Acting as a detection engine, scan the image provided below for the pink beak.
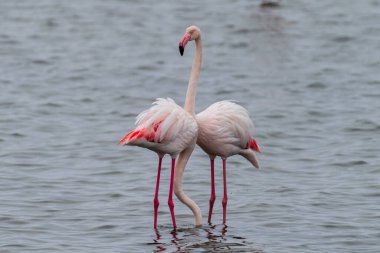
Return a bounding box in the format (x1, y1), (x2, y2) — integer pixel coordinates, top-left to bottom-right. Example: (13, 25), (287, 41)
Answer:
(179, 33), (191, 56)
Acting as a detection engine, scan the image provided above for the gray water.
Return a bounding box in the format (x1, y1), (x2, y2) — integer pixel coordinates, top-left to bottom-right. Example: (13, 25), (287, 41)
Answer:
(1, 0), (380, 252)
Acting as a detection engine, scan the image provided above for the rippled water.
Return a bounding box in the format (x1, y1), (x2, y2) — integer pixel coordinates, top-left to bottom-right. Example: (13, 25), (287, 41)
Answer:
(1, 0), (380, 252)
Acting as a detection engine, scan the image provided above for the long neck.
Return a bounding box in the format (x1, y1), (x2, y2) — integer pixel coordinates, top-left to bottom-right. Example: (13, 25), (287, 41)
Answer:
(172, 36), (203, 227)
(184, 38), (202, 115)
(173, 144), (202, 226)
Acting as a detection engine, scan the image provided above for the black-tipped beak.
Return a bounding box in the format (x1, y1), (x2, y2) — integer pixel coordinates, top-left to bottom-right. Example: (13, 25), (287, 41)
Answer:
(179, 33), (190, 56)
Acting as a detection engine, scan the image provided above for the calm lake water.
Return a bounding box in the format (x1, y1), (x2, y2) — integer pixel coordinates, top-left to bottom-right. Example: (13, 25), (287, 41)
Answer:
(1, 0), (380, 252)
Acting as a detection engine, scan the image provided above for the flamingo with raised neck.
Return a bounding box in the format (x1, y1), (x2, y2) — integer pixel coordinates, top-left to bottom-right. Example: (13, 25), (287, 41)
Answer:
(118, 25), (204, 229)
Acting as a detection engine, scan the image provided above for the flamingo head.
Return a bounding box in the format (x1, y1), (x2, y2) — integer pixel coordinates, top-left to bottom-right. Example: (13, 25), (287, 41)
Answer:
(179, 25), (201, 56)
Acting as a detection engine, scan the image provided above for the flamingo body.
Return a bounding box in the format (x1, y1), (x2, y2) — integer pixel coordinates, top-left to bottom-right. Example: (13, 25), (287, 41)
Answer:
(119, 98), (198, 156)
(196, 101), (260, 167)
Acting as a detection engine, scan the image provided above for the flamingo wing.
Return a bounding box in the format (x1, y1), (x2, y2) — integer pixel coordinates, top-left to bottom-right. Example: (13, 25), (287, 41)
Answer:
(120, 98), (197, 146)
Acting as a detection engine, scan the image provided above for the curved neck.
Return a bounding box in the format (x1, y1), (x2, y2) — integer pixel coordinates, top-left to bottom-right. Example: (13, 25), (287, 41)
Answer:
(184, 38), (202, 115)
(174, 144), (202, 226)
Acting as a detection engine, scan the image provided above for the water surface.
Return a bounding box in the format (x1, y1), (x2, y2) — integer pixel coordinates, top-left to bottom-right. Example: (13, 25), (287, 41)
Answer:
(1, 0), (380, 252)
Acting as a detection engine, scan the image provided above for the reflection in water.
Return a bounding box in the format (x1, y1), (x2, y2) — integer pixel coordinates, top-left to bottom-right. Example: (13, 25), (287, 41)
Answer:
(260, 0), (281, 8)
(152, 229), (165, 252)
(151, 225), (263, 253)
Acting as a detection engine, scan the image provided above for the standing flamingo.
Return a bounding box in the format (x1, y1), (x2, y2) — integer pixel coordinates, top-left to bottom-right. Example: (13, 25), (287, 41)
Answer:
(119, 26), (203, 229)
(180, 32), (262, 225)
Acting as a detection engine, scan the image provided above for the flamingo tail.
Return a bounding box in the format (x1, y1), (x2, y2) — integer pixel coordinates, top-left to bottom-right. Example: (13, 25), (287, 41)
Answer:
(239, 149), (260, 169)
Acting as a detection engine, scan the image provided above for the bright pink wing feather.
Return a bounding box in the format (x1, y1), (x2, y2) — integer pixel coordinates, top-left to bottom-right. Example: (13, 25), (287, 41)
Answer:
(119, 129), (145, 144)
(118, 125), (161, 145)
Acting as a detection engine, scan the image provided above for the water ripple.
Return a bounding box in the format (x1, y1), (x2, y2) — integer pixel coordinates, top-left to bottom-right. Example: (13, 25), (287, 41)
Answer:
(1, 1), (380, 253)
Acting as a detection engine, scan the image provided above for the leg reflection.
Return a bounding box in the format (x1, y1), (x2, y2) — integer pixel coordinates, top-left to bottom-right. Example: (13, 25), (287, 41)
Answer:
(153, 228), (166, 253)
(170, 229), (183, 252)
(221, 224), (228, 240)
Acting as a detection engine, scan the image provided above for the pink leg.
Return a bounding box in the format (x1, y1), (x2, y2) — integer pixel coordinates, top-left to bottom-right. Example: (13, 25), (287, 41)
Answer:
(153, 157), (163, 228)
(168, 158), (177, 229)
(222, 159), (228, 225)
(208, 159), (216, 224)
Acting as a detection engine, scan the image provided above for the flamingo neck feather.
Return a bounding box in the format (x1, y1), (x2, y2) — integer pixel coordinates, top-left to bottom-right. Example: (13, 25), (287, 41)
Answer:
(184, 38), (202, 115)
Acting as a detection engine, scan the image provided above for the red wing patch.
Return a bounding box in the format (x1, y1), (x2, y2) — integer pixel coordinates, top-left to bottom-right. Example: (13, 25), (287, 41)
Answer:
(119, 129), (144, 144)
(119, 120), (164, 145)
(248, 138), (261, 153)
(118, 129), (145, 144)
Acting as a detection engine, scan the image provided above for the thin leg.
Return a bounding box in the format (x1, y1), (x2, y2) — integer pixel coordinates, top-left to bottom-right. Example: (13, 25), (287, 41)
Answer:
(208, 159), (216, 224)
(168, 158), (177, 228)
(222, 158), (228, 225)
(153, 157), (163, 228)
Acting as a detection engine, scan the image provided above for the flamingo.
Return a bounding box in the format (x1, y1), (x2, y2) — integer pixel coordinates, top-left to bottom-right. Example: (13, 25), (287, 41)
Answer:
(180, 31), (262, 226)
(119, 26), (203, 229)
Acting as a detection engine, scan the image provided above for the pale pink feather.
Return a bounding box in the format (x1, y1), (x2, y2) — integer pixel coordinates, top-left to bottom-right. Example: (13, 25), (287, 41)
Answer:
(119, 98), (198, 156)
(196, 100), (260, 167)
